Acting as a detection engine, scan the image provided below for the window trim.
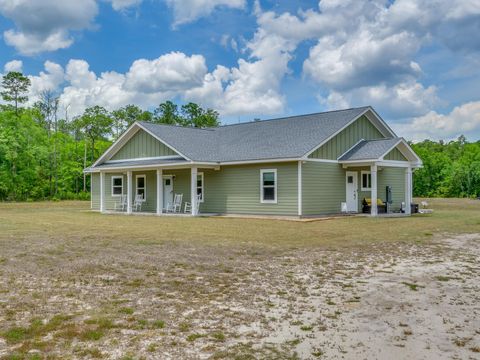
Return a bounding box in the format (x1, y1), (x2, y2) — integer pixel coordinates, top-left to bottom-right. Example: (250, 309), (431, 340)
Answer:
(111, 175), (123, 197)
(197, 172), (204, 203)
(361, 170), (372, 191)
(260, 169), (277, 204)
(136, 174), (146, 201)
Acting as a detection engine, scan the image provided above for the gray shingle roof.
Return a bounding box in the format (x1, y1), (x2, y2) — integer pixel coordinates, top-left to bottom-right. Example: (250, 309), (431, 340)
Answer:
(138, 106), (375, 162)
(88, 157), (187, 171)
(338, 138), (401, 161)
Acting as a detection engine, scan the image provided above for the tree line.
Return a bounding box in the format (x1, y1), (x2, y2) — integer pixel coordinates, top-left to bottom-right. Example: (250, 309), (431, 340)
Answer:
(0, 71), (479, 201)
(0, 71), (219, 201)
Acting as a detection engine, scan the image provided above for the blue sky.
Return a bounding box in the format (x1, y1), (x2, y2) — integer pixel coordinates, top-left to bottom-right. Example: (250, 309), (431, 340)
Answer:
(0, 0), (479, 141)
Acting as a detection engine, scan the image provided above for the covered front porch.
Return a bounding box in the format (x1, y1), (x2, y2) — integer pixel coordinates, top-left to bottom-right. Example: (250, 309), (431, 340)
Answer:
(94, 163), (214, 216)
(342, 162), (414, 216)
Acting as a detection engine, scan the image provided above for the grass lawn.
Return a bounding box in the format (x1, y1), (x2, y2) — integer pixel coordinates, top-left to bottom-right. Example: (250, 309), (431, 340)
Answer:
(0, 198), (479, 359)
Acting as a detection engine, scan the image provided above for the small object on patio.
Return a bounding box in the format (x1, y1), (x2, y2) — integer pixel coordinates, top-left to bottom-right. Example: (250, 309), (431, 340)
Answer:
(114, 194), (127, 211)
(418, 200), (433, 214)
(133, 194), (144, 212)
(341, 202), (348, 213)
(184, 193), (202, 214)
(362, 198), (387, 213)
(166, 193), (183, 213)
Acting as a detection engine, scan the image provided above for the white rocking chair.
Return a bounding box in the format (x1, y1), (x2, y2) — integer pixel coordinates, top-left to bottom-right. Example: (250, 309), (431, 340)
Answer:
(133, 194), (144, 212)
(166, 193), (183, 213)
(114, 194), (127, 211)
(184, 193), (202, 214)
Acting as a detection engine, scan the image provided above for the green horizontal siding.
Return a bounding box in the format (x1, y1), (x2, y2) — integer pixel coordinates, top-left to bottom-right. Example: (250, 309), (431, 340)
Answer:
(378, 167), (406, 211)
(350, 166), (406, 211)
(201, 162), (298, 215)
(91, 173), (100, 210)
(132, 170), (157, 212)
(302, 161), (346, 215)
(111, 129), (177, 160)
(384, 147), (408, 161)
(163, 169), (191, 212)
(91, 171), (157, 212)
(104, 173), (126, 211)
(309, 115), (384, 160)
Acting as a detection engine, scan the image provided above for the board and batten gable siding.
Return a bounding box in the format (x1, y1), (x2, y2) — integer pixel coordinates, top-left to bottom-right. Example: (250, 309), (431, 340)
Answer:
(308, 115), (385, 160)
(302, 161), (346, 215)
(384, 147), (408, 161)
(111, 129), (178, 160)
(200, 162), (298, 215)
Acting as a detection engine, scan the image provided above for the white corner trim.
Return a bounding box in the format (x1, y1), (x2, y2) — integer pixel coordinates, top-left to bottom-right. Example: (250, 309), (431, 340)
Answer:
(260, 168), (277, 204)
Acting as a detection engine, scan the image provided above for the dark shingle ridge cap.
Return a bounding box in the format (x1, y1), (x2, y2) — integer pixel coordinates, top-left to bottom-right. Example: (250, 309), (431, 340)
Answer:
(137, 106), (372, 131)
(217, 106), (372, 128)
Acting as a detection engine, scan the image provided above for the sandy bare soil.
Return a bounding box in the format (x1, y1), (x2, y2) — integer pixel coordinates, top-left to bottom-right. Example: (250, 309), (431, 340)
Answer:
(1, 221), (479, 359)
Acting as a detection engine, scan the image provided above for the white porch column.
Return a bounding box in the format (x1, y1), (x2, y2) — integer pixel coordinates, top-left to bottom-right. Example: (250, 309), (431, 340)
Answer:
(100, 172), (105, 213)
(370, 164), (378, 216)
(127, 171), (132, 214)
(405, 166), (412, 215)
(190, 167), (198, 216)
(156, 169), (163, 215)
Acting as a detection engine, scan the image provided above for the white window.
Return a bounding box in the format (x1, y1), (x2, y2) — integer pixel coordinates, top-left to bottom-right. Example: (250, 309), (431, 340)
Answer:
(361, 171), (372, 191)
(111, 176), (123, 196)
(260, 169), (277, 203)
(136, 175), (146, 201)
(197, 172), (204, 202)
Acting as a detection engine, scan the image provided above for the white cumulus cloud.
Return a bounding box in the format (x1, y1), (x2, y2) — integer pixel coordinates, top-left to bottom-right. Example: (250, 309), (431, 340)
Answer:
(394, 101), (480, 141)
(0, 0), (98, 55)
(165, 0), (246, 26)
(3, 59), (22, 72)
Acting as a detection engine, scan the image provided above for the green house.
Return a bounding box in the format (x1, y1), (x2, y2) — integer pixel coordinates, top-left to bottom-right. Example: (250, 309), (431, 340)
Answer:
(85, 106), (422, 217)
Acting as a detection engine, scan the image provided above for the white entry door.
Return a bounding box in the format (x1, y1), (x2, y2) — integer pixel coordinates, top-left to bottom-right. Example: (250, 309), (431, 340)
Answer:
(345, 171), (358, 212)
(163, 176), (173, 209)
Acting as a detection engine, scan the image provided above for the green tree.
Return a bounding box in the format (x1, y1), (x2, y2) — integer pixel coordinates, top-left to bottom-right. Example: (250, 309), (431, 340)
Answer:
(77, 106), (113, 163)
(111, 105), (152, 139)
(153, 101), (180, 125)
(1, 71), (31, 115)
(180, 102), (219, 128)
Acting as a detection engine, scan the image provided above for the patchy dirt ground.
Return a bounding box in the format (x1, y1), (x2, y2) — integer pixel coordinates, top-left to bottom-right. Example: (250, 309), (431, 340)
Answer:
(0, 201), (479, 359)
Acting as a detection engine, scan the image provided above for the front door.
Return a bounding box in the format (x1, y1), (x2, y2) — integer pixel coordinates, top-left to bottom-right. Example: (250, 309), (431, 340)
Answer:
(345, 171), (358, 212)
(163, 176), (173, 209)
